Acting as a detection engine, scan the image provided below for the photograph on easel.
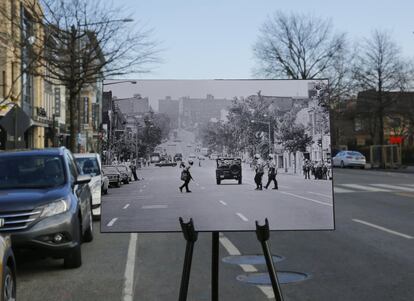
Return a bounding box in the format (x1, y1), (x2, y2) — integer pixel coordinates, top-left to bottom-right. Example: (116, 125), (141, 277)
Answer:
(100, 79), (334, 232)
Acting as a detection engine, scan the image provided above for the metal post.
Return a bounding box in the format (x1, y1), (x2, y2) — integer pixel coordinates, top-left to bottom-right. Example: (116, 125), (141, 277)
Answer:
(255, 219), (284, 301)
(212, 231), (219, 301)
(178, 218), (198, 301)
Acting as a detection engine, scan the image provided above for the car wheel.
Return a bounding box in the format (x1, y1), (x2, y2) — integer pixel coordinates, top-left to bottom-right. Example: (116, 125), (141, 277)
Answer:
(64, 220), (82, 269)
(2, 265), (16, 301)
(216, 179), (221, 185)
(83, 203), (94, 242)
(340, 161), (345, 168)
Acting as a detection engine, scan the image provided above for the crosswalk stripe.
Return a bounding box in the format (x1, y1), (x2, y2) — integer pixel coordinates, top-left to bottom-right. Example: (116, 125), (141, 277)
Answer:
(371, 184), (414, 192)
(340, 184), (390, 192)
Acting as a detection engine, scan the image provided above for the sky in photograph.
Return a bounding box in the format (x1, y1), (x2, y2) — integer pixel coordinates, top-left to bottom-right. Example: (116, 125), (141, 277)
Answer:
(111, 0), (413, 80)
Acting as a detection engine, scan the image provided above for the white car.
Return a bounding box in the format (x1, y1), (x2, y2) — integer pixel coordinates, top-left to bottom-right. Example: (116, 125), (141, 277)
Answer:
(332, 151), (366, 169)
(74, 153), (103, 218)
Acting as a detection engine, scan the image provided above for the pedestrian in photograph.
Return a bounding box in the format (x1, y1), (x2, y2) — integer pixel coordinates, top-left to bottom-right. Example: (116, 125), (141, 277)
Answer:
(131, 163), (138, 181)
(179, 160), (194, 193)
(265, 154), (278, 189)
(303, 159), (311, 179)
(253, 154), (264, 190)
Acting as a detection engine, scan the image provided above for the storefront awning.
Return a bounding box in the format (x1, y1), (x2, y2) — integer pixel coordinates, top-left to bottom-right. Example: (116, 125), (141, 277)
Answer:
(0, 102), (31, 135)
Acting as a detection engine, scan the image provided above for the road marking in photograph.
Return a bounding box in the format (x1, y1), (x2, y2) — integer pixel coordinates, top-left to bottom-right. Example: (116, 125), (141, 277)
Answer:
(308, 191), (331, 198)
(219, 200), (228, 206)
(123, 204), (130, 210)
(352, 219), (413, 239)
(395, 192), (414, 198)
(236, 213), (249, 222)
(280, 191), (333, 207)
(142, 205), (168, 209)
(106, 218), (118, 227)
(122, 233), (138, 301)
(371, 184), (414, 192)
(341, 184), (389, 192)
(219, 235), (273, 299)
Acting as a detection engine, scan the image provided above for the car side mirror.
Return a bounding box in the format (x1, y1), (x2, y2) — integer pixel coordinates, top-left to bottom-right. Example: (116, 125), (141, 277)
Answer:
(75, 174), (91, 185)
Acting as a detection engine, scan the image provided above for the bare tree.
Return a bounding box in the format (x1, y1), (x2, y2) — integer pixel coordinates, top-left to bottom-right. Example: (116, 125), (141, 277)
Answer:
(253, 12), (348, 87)
(0, 0), (160, 151)
(352, 30), (413, 146)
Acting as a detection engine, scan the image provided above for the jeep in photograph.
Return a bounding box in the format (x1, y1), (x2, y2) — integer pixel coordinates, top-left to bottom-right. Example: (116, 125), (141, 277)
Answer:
(215, 157), (242, 184)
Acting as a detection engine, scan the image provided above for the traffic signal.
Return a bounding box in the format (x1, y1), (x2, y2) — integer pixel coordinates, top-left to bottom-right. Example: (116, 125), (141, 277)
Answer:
(317, 139), (322, 147)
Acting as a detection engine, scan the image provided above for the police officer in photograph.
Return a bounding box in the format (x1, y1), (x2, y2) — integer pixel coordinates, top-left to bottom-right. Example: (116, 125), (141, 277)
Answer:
(265, 154), (278, 189)
(254, 154), (265, 190)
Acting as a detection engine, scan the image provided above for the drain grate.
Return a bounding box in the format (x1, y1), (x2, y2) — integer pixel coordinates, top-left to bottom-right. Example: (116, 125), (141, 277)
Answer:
(222, 255), (285, 265)
(237, 272), (310, 285)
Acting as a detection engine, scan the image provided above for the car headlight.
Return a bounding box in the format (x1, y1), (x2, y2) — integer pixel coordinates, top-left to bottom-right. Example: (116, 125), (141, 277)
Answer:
(38, 199), (70, 218)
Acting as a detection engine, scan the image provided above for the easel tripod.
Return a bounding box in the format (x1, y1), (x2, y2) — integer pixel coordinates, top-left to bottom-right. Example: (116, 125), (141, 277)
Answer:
(178, 217), (284, 301)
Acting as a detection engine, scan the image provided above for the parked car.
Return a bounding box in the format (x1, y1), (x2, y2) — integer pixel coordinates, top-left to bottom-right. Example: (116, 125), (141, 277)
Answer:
(155, 160), (177, 167)
(74, 153), (103, 218)
(115, 165), (131, 184)
(0, 233), (16, 301)
(0, 148), (93, 269)
(332, 150), (366, 169)
(216, 157), (242, 184)
(102, 166), (121, 188)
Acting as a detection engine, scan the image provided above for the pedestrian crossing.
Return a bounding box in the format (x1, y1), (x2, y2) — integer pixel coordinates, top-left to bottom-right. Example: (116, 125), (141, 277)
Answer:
(334, 183), (414, 194)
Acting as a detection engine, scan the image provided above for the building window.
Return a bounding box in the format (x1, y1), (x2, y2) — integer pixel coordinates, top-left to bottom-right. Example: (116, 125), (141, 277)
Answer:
(21, 7), (34, 116)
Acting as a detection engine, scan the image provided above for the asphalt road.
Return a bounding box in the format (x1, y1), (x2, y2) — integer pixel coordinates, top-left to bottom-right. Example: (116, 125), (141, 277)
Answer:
(16, 167), (414, 301)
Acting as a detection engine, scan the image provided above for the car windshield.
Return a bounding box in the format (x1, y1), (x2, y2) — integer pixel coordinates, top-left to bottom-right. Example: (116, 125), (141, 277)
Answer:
(0, 155), (66, 189)
(75, 157), (101, 176)
(103, 167), (118, 174)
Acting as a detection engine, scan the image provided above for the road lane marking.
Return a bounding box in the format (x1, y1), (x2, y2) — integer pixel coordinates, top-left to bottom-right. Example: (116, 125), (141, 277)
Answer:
(333, 187), (354, 193)
(107, 218), (118, 227)
(371, 184), (414, 192)
(219, 200), (227, 206)
(219, 235), (273, 299)
(122, 233), (138, 301)
(308, 191), (331, 198)
(341, 184), (389, 192)
(352, 219), (413, 239)
(123, 204), (130, 209)
(236, 213), (249, 222)
(395, 192), (414, 198)
(142, 205), (168, 209)
(279, 191), (333, 207)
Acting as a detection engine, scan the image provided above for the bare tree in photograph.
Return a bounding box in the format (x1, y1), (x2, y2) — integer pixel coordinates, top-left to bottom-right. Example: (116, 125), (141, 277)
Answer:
(0, 0), (160, 151)
(352, 30), (413, 146)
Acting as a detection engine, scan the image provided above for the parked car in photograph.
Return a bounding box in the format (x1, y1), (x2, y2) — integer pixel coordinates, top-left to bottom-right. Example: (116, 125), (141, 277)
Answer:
(0, 148), (93, 269)
(102, 166), (121, 188)
(74, 153), (103, 218)
(0, 233), (16, 301)
(332, 150), (366, 169)
(155, 160), (177, 167)
(115, 165), (131, 184)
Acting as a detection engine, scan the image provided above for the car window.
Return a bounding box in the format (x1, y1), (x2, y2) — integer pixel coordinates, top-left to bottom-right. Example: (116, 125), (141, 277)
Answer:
(75, 157), (101, 176)
(0, 155), (66, 189)
(66, 153), (78, 183)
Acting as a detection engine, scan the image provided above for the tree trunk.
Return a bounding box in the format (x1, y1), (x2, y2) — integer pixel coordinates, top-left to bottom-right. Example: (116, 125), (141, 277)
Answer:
(69, 90), (77, 152)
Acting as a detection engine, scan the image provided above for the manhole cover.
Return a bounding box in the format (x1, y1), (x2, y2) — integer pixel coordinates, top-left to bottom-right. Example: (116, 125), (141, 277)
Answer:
(222, 255), (285, 265)
(237, 272), (310, 285)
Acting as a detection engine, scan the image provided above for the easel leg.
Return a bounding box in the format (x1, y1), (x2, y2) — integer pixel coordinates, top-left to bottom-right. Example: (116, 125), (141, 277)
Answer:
(255, 219), (284, 301)
(178, 218), (198, 301)
(212, 231), (219, 301)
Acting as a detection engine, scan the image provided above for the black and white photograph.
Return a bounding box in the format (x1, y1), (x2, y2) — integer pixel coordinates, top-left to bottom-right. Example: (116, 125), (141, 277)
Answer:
(101, 79), (333, 232)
